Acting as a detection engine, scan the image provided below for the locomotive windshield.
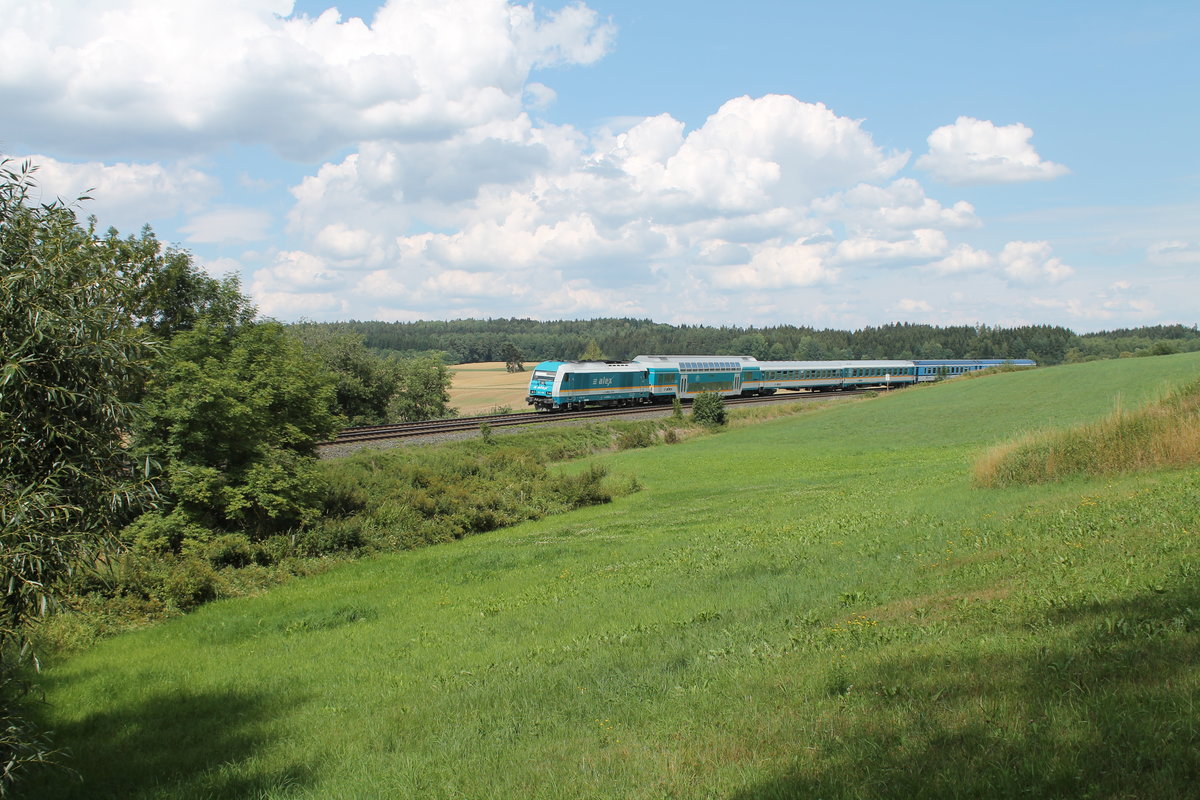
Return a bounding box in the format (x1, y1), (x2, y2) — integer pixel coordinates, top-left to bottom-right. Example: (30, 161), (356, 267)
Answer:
(533, 371), (556, 381)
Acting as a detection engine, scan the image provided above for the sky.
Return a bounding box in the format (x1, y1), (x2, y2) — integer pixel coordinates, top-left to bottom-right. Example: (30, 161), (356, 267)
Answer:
(4, 0), (1198, 332)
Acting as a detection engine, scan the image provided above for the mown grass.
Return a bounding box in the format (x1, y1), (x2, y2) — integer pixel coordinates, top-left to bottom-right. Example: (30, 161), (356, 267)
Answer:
(24, 352), (1200, 799)
(975, 374), (1200, 486)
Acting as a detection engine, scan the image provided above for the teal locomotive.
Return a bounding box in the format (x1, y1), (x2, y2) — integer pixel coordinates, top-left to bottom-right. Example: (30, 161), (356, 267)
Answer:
(526, 356), (1034, 411)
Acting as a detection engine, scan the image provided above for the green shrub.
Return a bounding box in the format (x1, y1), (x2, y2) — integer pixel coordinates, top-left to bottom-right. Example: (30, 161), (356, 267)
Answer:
(320, 473), (370, 517)
(123, 509), (212, 555)
(158, 558), (219, 610)
(553, 464), (612, 507)
(203, 534), (258, 569)
(691, 392), (727, 426)
(294, 519), (370, 557)
(616, 425), (654, 449)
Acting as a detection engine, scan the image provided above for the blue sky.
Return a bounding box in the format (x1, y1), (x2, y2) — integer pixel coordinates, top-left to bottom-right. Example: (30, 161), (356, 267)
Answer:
(4, 0), (1197, 331)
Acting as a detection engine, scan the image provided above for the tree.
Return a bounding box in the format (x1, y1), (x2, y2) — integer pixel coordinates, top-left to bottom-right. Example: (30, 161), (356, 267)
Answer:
(580, 339), (605, 361)
(691, 392), (727, 426)
(1, 159), (156, 791)
(131, 321), (342, 546)
(1150, 341), (1179, 356)
(103, 227), (253, 340)
(391, 357), (455, 422)
(500, 341), (526, 373)
(289, 324), (402, 425)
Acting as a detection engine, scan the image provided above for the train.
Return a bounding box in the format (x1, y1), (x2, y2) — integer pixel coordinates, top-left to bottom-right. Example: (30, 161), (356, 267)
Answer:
(525, 356), (1035, 411)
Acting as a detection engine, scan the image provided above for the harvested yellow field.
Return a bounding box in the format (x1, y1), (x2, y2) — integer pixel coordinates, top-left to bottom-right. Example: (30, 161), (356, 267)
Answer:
(449, 362), (537, 415)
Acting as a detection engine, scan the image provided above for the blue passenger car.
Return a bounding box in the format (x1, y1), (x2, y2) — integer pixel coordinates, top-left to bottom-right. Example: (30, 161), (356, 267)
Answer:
(913, 359), (1036, 382)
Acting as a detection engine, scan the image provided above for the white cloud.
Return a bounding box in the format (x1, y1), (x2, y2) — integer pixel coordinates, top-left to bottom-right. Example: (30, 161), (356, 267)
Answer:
(1147, 240), (1200, 266)
(1, 0), (615, 160)
(312, 223), (388, 266)
(251, 249), (348, 297)
(895, 298), (933, 313)
(831, 229), (949, 268)
(922, 240), (1075, 286)
(277, 94), (907, 304)
(238, 91), (931, 320)
(523, 82), (557, 109)
(925, 243), (994, 275)
(999, 241), (1074, 284)
(812, 178), (979, 234)
(14, 154), (218, 232)
(1028, 288), (1157, 322)
(916, 117), (1069, 184)
(181, 208), (273, 243)
(195, 256), (245, 280)
(644, 95), (909, 214)
(710, 241), (837, 290)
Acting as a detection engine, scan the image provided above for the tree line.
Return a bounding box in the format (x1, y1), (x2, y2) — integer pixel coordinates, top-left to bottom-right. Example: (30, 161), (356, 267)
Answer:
(310, 318), (1200, 367)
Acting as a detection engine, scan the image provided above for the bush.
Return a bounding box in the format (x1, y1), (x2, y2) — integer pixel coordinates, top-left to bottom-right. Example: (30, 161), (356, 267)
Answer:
(553, 464), (612, 507)
(293, 518), (371, 557)
(158, 558), (219, 610)
(320, 473), (370, 517)
(203, 534), (258, 569)
(616, 425), (654, 450)
(691, 392), (727, 426)
(123, 509), (213, 555)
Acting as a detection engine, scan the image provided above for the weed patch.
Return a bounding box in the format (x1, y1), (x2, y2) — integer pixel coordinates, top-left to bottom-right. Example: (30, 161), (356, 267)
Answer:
(975, 377), (1200, 486)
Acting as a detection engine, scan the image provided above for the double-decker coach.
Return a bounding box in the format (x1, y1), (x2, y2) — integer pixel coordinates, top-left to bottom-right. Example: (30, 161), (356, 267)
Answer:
(633, 355), (757, 400)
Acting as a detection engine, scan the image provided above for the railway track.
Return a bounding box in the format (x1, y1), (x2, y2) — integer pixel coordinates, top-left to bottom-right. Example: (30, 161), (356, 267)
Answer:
(321, 388), (876, 446)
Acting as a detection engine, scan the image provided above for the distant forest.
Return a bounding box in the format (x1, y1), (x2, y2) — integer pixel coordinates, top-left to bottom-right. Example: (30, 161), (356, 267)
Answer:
(297, 319), (1200, 366)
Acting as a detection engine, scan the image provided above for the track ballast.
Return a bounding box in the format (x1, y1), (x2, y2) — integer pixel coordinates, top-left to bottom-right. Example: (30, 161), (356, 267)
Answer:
(321, 388), (876, 448)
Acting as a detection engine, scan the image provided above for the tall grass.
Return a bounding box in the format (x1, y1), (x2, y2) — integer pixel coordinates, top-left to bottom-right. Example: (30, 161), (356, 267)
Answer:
(975, 377), (1200, 486)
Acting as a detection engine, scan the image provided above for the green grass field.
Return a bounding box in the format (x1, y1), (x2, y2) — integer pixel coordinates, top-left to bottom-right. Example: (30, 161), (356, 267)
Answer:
(28, 353), (1200, 799)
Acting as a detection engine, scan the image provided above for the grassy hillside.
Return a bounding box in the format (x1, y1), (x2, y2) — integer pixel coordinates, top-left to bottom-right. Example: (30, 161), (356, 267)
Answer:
(28, 353), (1200, 799)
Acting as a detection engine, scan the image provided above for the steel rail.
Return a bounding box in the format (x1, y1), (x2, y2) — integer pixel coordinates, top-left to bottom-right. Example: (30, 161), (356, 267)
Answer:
(321, 387), (881, 446)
